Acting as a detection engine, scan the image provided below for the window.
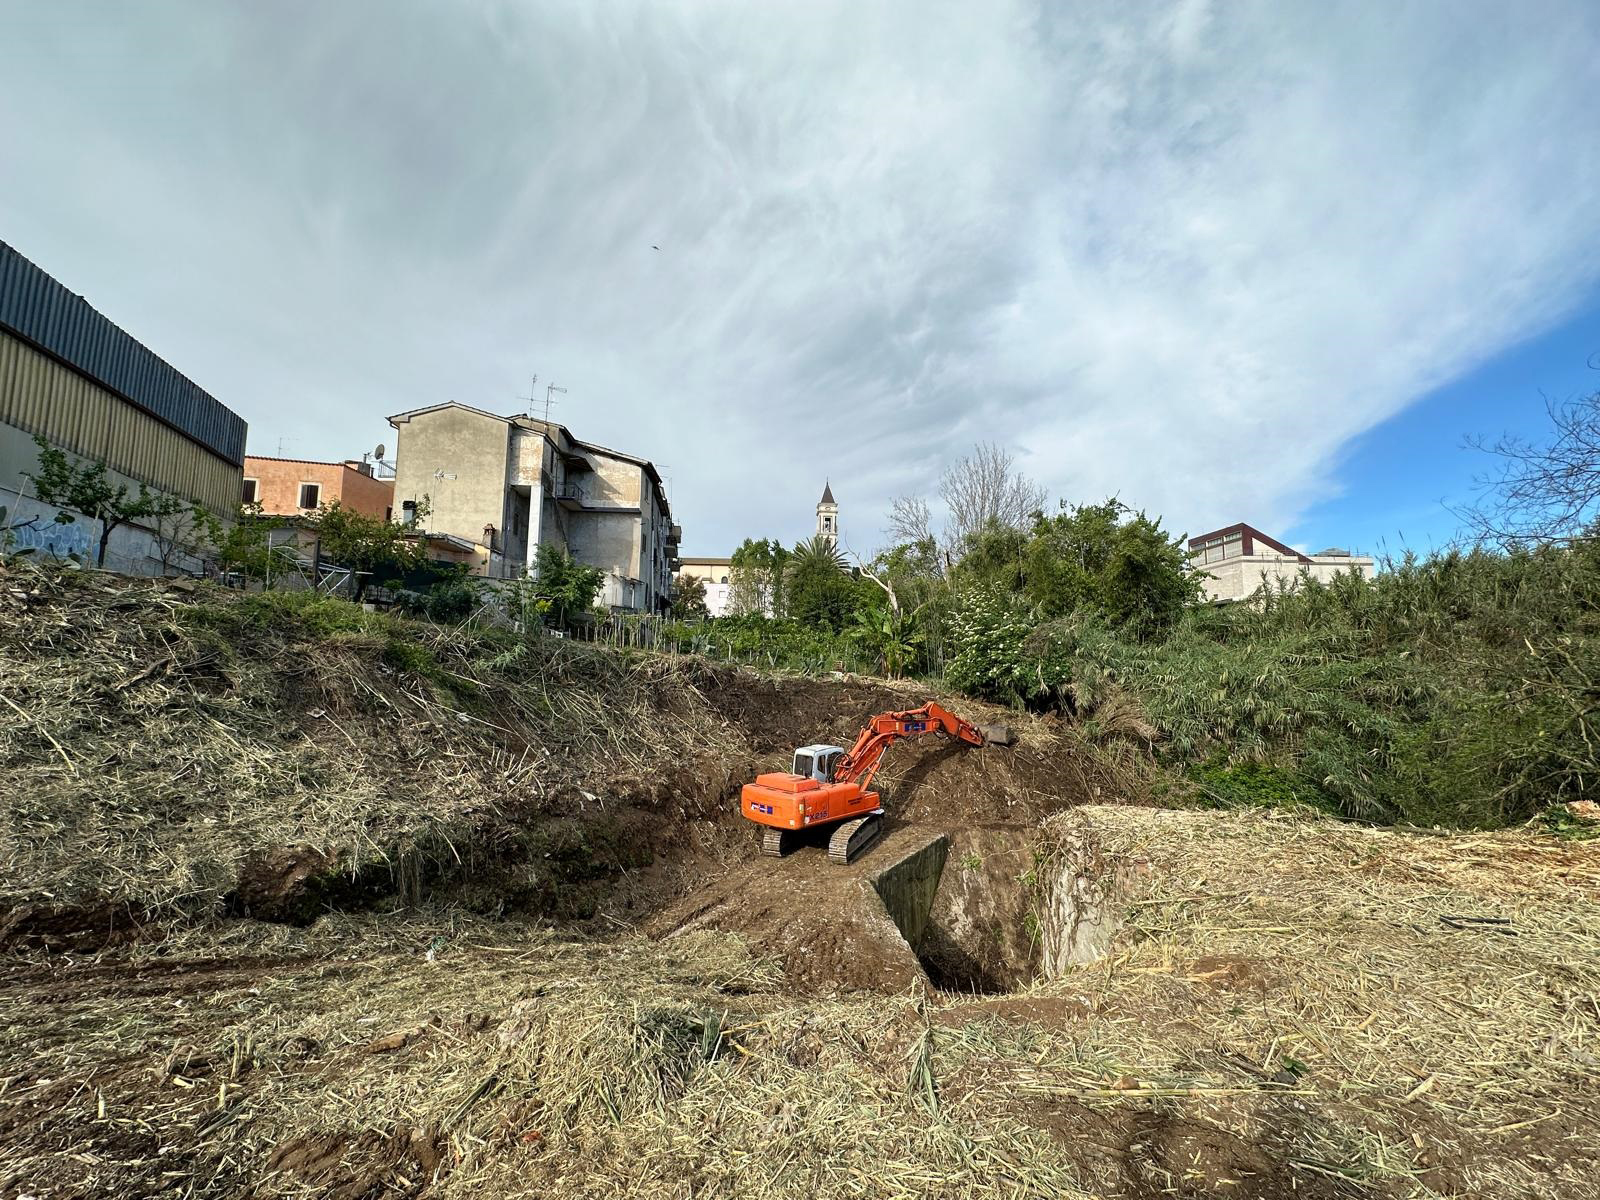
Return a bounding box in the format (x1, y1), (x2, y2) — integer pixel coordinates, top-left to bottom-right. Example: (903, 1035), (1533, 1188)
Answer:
(297, 482), (322, 510)
(720, 574), (729, 585)
(241, 478), (259, 504)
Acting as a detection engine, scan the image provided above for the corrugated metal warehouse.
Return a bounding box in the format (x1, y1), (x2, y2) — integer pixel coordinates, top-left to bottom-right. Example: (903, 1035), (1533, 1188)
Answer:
(0, 240), (248, 566)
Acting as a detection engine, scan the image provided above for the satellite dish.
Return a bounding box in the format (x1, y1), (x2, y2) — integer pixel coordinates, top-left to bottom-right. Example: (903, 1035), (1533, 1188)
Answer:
(374, 443), (386, 461)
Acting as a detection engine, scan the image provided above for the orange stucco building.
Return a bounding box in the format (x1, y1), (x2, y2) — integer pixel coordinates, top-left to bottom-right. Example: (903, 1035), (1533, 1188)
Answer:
(241, 456), (394, 520)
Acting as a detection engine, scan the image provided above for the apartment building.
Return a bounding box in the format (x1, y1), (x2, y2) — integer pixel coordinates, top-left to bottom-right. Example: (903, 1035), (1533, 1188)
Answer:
(386, 402), (678, 612)
(1190, 522), (1375, 602)
(242, 455), (394, 520)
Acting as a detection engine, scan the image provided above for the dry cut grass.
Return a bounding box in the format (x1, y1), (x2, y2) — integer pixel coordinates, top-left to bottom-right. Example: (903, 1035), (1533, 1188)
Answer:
(0, 565), (744, 920)
(4, 808), (1596, 1199)
(932, 806), (1600, 1198)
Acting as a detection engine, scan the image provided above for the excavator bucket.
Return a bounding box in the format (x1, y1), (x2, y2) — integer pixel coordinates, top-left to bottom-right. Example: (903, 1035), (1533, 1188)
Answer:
(978, 724), (1014, 746)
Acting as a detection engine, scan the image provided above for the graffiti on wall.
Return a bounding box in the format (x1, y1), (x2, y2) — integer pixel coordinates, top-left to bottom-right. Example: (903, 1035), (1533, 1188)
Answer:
(2, 493), (98, 562)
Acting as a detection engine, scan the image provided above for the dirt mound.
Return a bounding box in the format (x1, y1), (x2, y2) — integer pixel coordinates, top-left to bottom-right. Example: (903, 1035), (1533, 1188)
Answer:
(648, 824), (940, 994)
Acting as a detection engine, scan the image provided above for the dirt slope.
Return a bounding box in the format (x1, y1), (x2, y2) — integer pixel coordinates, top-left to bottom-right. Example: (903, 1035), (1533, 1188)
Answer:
(9, 566), (1598, 1198)
(0, 565), (1107, 949)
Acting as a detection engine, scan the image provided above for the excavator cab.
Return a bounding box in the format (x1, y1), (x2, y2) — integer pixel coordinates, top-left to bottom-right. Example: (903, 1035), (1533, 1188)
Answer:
(791, 744), (845, 784)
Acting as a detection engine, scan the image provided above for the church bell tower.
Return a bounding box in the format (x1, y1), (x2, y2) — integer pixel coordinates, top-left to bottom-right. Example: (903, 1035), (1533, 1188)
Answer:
(816, 481), (838, 548)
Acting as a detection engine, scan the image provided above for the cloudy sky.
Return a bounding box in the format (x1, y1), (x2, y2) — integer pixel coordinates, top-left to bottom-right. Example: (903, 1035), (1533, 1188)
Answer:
(3, 1), (1599, 556)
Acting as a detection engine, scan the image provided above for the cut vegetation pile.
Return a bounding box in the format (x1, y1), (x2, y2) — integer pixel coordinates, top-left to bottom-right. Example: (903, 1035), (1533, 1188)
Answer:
(5, 807), (1596, 1199)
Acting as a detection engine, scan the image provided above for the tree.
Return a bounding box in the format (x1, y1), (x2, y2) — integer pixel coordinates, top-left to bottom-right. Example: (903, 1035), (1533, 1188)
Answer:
(861, 536), (951, 671)
(309, 501), (430, 595)
(207, 504), (298, 580)
(885, 494), (934, 546)
(149, 503), (215, 574)
(951, 520), (1030, 594)
(1462, 383), (1600, 545)
(938, 442), (1047, 552)
(786, 534), (859, 631)
(950, 499), (1199, 639)
(670, 572), (709, 620)
(728, 537), (790, 616)
(25, 435), (192, 568)
(532, 543), (604, 630)
(887, 442), (1046, 570)
(848, 600), (923, 678)
(1022, 500), (1200, 638)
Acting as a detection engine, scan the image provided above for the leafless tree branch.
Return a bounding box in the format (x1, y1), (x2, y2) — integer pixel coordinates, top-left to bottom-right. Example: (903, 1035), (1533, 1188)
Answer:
(884, 494), (933, 546)
(1459, 386), (1600, 546)
(937, 441), (1047, 550)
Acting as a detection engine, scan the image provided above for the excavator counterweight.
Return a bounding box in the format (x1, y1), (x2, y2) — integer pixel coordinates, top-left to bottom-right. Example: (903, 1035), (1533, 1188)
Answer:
(740, 702), (988, 864)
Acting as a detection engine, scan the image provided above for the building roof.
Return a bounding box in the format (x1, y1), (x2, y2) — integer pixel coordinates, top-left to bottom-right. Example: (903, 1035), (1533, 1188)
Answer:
(1189, 522), (1311, 564)
(679, 556), (733, 566)
(819, 481), (835, 505)
(244, 455), (378, 471)
(0, 239), (247, 465)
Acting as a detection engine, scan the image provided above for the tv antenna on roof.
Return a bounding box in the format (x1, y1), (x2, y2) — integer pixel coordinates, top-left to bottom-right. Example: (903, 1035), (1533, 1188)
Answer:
(518, 374), (539, 416)
(543, 382), (566, 424)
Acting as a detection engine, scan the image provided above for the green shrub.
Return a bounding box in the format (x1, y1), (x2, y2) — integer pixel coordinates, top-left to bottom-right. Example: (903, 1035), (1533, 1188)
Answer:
(978, 543), (1599, 829)
(1189, 761), (1339, 815)
(945, 587), (1033, 704)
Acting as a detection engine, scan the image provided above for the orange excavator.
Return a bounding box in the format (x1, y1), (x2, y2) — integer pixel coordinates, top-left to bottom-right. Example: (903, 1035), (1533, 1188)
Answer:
(740, 702), (989, 864)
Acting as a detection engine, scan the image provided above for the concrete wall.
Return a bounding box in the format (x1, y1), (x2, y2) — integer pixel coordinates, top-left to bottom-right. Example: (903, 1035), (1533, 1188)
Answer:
(337, 462), (396, 520)
(0, 419), (208, 575)
(391, 406), (511, 576)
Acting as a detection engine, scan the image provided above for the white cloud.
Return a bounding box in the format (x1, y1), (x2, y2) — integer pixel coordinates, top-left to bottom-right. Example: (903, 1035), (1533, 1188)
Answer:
(1, 0), (1597, 553)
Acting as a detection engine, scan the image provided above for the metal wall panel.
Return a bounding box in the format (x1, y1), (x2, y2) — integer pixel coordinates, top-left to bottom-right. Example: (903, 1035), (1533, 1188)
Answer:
(0, 331), (241, 514)
(0, 240), (247, 464)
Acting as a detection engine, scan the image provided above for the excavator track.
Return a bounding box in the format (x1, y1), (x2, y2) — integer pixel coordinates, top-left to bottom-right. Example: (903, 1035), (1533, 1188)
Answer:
(761, 828), (800, 857)
(827, 814), (884, 865)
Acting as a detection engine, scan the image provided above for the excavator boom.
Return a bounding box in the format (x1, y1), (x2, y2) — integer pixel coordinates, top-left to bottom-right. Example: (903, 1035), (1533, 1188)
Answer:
(833, 702), (986, 791)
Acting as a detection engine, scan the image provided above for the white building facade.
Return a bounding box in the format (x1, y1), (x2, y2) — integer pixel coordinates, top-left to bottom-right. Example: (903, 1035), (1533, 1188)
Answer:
(387, 403), (679, 612)
(676, 557), (733, 617)
(1190, 523), (1375, 603)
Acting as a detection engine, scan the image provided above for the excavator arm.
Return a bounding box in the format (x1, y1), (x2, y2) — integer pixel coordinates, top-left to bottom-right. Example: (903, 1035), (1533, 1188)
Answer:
(832, 702), (987, 792)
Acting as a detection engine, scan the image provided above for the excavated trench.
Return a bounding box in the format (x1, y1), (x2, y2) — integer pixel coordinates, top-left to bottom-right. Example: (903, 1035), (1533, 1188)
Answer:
(894, 818), (1130, 996)
(685, 814), (1134, 998)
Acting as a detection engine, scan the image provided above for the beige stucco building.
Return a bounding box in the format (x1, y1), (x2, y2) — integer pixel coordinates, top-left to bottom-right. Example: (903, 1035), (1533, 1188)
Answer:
(387, 402), (678, 612)
(676, 556), (733, 617)
(1190, 523), (1375, 603)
